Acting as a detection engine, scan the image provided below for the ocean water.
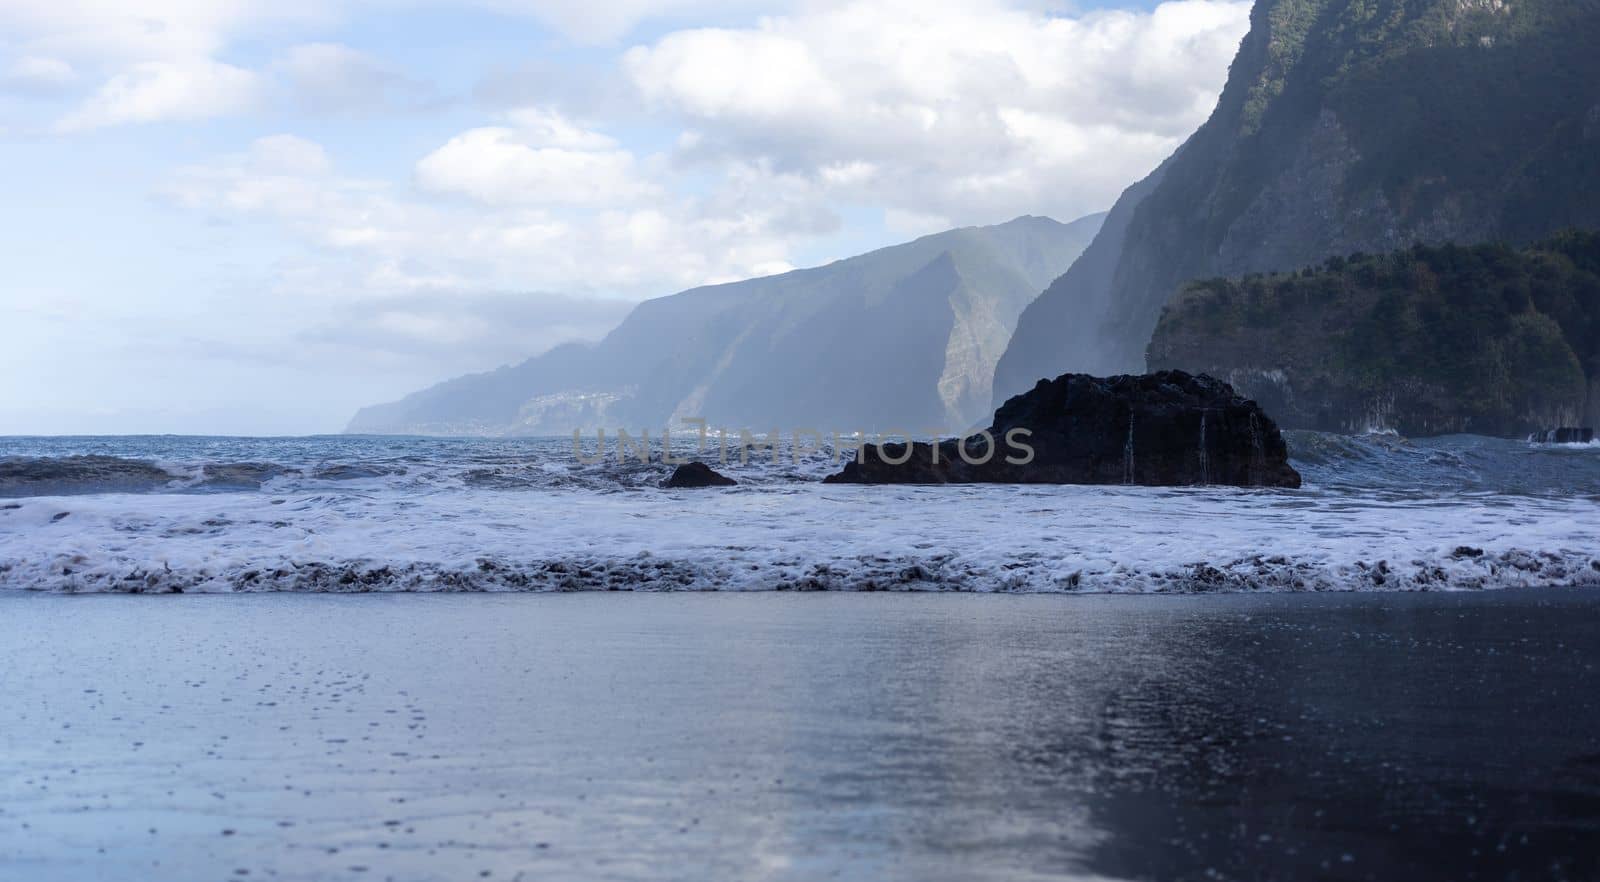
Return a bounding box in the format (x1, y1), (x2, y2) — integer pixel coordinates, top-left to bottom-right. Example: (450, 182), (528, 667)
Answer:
(1, 432), (1597, 593)
(4, 438), (1599, 881)
(2, 591), (1598, 881)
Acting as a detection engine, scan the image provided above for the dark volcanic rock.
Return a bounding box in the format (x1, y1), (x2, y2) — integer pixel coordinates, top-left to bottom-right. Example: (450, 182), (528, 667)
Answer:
(664, 462), (737, 488)
(825, 370), (1301, 488)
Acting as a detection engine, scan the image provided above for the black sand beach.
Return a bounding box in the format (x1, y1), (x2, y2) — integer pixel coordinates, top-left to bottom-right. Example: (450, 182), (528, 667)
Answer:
(3, 591), (1598, 881)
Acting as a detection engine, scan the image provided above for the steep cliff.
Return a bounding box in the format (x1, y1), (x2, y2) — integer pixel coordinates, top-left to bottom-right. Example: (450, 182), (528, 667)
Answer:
(348, 213), (1104, 435)
(995, 0), (1600, 406)
(1148, 233), (1600, 436)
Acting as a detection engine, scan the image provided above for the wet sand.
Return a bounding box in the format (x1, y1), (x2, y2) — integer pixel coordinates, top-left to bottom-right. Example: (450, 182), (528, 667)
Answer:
(2, 590), (1598, 881)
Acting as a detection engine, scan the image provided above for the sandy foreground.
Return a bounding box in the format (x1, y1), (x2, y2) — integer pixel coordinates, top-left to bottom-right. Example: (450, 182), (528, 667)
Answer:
(2, 591), (1599, 881)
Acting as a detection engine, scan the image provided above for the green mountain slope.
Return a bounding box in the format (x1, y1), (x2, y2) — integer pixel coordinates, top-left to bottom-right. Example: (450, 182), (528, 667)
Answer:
(994, 0), (1600, 406)
(1148, 232), (1600, 436)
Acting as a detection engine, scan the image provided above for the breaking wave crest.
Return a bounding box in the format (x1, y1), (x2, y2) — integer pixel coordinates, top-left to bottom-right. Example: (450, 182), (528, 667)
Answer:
(10, 547), (1598, 595)
(1, 433), (1596, 595)
(1286, 431), (1600, 496)
(0, 455), (183, 497)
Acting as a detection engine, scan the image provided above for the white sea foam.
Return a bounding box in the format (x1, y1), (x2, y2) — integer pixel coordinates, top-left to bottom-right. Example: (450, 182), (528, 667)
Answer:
(3, 481), (1596, 594)
(2, 433), (1596, 594)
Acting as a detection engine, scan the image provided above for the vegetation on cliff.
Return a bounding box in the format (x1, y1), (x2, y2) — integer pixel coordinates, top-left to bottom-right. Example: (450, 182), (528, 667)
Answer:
(994, 0), (1600, 405)
(1148, 232), (1600, 436)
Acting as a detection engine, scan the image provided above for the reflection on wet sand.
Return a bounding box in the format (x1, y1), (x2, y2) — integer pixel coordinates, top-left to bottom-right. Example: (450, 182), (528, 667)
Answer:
(0, 591), (1597, 880)
(1062, 595), (1600, 881)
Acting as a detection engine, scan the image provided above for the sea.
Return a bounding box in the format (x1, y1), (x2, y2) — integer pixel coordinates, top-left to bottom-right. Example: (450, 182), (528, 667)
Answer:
(0, 432), (1596, 594)
(2, 433), (1600, 880)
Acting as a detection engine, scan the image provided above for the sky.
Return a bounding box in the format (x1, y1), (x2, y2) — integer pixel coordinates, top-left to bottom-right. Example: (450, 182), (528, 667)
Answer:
(0, 0), (1251, 435)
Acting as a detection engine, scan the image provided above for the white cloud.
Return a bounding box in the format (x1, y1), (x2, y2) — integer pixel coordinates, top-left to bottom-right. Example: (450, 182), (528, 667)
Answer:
(0, 0), (775, 70)
(54, 57), (263, 131)
(629, 28), (835, 119)
(166, 134), (419, 260)
(276, 42), (427, 113)
(415, 111), (655, 206)
(166, 131), (813, 299)
(625, 0), (1251, 224)
(0, 0), (315, 131)
(501, 106), (621, 150)
(470, 0), (786, 44)
(2, 0), (768, 137)
(0, 0), (335, 64)
(1, 55), (76, 95)
(248, 133), (332, 176)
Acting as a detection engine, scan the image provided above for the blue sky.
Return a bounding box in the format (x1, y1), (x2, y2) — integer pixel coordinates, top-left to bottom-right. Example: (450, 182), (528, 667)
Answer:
(0, 0), (1250, 434)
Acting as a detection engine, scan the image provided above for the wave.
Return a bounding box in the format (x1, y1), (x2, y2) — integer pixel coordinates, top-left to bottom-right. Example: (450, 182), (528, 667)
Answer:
(1530, 438), (1600, 450)
(2, 431), (1597, 499)
(1286, 431), (1600, 496)
(2, 434), (1594, 596)
(6, 546), (1596, 595)
(3, 480), (1595, 594)
(0, 455), (386, 497)
(0, 455), (182, 497)
(0, 439), (842, 497)
(6, 544), (1593, 592)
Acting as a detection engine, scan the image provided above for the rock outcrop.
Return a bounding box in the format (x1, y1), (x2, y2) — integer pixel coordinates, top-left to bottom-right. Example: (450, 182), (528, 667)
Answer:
(664, 462), (737, 488)
(825, 370), (1301, 487)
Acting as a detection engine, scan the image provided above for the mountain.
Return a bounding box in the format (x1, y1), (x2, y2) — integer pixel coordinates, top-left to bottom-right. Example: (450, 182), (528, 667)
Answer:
(1148, 233), (1600, 436)
(347, 214), (1105, 436)
(994, 0), (1600, 406)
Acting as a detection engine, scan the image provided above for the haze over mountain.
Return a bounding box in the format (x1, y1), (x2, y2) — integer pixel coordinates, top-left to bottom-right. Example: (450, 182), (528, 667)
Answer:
(348, 214), (1104, 436)
(994, 0), (1600, 408)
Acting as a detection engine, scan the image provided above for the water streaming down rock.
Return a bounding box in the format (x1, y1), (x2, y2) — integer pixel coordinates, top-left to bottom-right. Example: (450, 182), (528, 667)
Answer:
(1199, 410), (1210, 485)
(1530, 428), (1595, 445)
(1249, 412), (1266, 483)
(1123, 414), (1136, 485)
(826, 371), (1301, 487)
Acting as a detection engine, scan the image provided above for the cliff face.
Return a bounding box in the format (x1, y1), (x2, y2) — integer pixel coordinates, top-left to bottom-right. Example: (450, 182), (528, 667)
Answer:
(1587, 376), (1600, 428)
(995, 0), (1600, 406)
(348, 213), (1104, 436)
(991, 157), (1174, 392)
(1148, 234), (1600, 437)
